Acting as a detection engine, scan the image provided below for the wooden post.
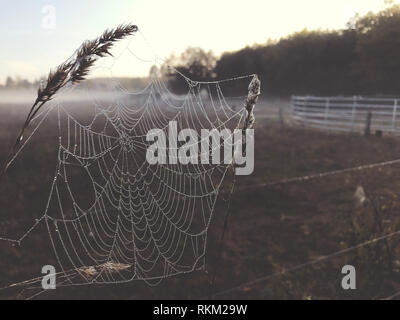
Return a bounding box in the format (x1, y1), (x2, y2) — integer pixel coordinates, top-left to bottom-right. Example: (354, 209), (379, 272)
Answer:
(392, 99), (398, 132)
(364, 111), (372, 137)
(279, 106), (284, 126)
(324, 98), (330, 128)
(290, 96), (294, 117)
(351, 96), (357, 131)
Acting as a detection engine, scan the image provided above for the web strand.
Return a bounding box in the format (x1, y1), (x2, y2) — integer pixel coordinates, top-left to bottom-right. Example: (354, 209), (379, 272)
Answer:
(0, 39), (255, 291)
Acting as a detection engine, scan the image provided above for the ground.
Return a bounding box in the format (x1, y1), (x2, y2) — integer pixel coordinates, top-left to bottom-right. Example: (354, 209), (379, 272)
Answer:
(1, 98), (400, 299)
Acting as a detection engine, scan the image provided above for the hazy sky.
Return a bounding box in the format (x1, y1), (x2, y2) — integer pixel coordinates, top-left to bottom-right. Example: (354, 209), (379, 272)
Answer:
(0, 0), (395, 83)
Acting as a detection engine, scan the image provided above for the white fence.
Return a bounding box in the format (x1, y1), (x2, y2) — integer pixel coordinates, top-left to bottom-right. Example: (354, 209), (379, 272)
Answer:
(291, 95), (400, 134)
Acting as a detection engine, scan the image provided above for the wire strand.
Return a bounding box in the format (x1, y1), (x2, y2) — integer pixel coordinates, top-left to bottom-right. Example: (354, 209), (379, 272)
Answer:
(212, 229), (400, 298)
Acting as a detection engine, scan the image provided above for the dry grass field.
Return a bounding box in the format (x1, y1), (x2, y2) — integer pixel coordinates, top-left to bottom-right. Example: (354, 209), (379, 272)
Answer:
(1, 95), (400, 300)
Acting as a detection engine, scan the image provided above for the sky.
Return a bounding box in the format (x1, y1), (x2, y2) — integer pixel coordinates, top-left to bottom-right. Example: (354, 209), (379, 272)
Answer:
(0, 0), (396, 84)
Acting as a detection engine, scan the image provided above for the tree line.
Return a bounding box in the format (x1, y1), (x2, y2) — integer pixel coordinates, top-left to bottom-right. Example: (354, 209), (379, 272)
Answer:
(0, 76), (38, 90)
(162, 4), (400, 97)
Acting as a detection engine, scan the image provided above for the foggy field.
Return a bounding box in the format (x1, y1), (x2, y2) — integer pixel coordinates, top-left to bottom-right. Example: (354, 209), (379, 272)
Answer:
(1, 96), (400, 300)
(4, 0), (400, 306)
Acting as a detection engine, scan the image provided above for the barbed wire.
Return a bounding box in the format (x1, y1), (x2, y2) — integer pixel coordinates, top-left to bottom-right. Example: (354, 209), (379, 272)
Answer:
(213, 156), (400, 298)
(381, 289), (400, 300)
(236, 157), (400, 191)
(212, 229), (400, 298)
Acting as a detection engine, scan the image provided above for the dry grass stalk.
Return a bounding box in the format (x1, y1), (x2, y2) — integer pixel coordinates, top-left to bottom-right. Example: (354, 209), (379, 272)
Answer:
(1, 261), (131, 293)
(241, 75), (261, 149)
(243, 74), (261, 131)
(78, 262), (131, 280)
(2, 23), (138, 176)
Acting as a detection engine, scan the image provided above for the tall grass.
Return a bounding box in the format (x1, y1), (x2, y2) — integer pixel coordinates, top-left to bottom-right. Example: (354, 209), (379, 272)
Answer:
(1, 23), (138, 177)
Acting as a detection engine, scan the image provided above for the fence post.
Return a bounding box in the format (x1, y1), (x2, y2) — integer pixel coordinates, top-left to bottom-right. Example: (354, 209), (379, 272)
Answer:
(392, 99), (398, 132)
(351, 95), (357, 131)
(279, 106), (284, 126)
(364, 111), (372, 137)
(290, 96), (295, 118)
(324, 98), (330, 129)
(303, 96), (309, 126)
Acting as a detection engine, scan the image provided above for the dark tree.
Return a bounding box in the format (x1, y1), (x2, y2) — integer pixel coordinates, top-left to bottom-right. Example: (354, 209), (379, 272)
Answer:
(162, 47), (216, 94)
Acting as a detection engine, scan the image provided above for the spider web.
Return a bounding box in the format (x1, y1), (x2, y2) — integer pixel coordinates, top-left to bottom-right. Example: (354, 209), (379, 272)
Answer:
(0, 37), (256, 291)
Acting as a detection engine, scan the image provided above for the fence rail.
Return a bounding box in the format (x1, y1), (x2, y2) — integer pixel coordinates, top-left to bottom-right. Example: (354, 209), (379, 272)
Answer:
(291, 95), (400, 134)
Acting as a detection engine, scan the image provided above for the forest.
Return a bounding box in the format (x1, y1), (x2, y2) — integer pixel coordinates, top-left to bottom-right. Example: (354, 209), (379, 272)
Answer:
(164, 4), (400, 96)
(4, 5), (400, 97)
